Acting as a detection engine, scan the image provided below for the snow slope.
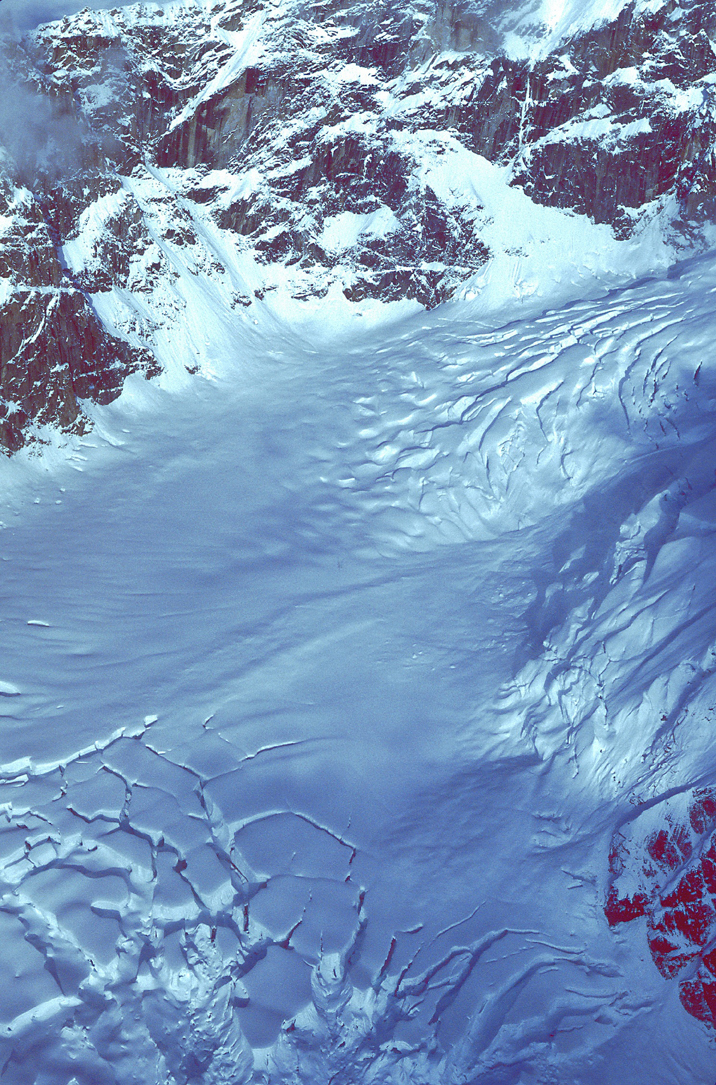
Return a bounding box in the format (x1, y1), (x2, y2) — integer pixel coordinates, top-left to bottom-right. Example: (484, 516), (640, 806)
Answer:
(498, 0), (668, 58)
(0, 235), (715, 1082)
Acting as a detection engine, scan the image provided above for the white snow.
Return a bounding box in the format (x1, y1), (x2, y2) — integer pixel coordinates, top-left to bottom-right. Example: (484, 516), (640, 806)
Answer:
(2, 223), (716, 1081)
(324, 63), (380, 88)
(385, 130), (674, 324)
(501, 0), (668, 59)
(79, 81), (117, 110)
(319, 206), (401, 253)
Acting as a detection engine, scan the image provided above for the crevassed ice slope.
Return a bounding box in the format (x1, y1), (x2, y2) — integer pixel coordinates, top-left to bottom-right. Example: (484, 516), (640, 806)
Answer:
(0, 229), (715, 1083)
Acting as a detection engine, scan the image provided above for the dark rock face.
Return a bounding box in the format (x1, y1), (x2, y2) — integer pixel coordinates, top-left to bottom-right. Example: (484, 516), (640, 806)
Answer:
(508, 2), (716, 227)
(109, 0), (716, 229)
(218, 139), (489, 308)
(0, 0), (715, 449)
(0, 179), (156, 452)
(0, 288), (155, 451)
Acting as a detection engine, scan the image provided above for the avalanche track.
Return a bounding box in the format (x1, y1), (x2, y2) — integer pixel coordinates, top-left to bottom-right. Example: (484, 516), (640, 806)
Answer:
(1, 252), (716, 1084)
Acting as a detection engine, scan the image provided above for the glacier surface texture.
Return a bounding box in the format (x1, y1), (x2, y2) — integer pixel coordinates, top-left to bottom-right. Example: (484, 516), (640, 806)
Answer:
(1, 0), (716, 1083)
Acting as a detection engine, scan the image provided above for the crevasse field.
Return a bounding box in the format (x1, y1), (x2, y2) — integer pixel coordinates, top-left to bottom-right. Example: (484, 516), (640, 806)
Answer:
(2, 243), (716, 1082)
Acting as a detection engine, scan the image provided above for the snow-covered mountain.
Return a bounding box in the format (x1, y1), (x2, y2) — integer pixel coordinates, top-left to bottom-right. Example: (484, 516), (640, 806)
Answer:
(1, 1), (716, 1083)
(1, 0), (716, 447)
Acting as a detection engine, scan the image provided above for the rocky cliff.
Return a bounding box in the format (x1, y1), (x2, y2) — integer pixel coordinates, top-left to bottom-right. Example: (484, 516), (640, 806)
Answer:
(1, 0), (715, 449)
(0, 178), (157, 451)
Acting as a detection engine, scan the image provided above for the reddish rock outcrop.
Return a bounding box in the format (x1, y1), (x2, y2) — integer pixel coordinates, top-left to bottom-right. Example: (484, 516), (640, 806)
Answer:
(606, 789), (716, 1030)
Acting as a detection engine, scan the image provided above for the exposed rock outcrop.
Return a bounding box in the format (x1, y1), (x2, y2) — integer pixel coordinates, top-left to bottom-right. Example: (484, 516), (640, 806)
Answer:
(0, 179), (158, 451)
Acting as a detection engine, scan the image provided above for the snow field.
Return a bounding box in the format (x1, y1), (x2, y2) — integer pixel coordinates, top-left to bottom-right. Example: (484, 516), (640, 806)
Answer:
(0, 241), (714, 1081)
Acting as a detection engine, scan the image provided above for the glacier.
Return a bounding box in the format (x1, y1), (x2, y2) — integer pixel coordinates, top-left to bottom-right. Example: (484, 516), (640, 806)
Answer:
(0, 238), (716, 1082)
(2, 0), (716, 1079)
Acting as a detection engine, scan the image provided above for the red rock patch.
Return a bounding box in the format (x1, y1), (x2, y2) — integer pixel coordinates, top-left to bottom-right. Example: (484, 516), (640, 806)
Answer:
(606, 789), (716, 1027)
